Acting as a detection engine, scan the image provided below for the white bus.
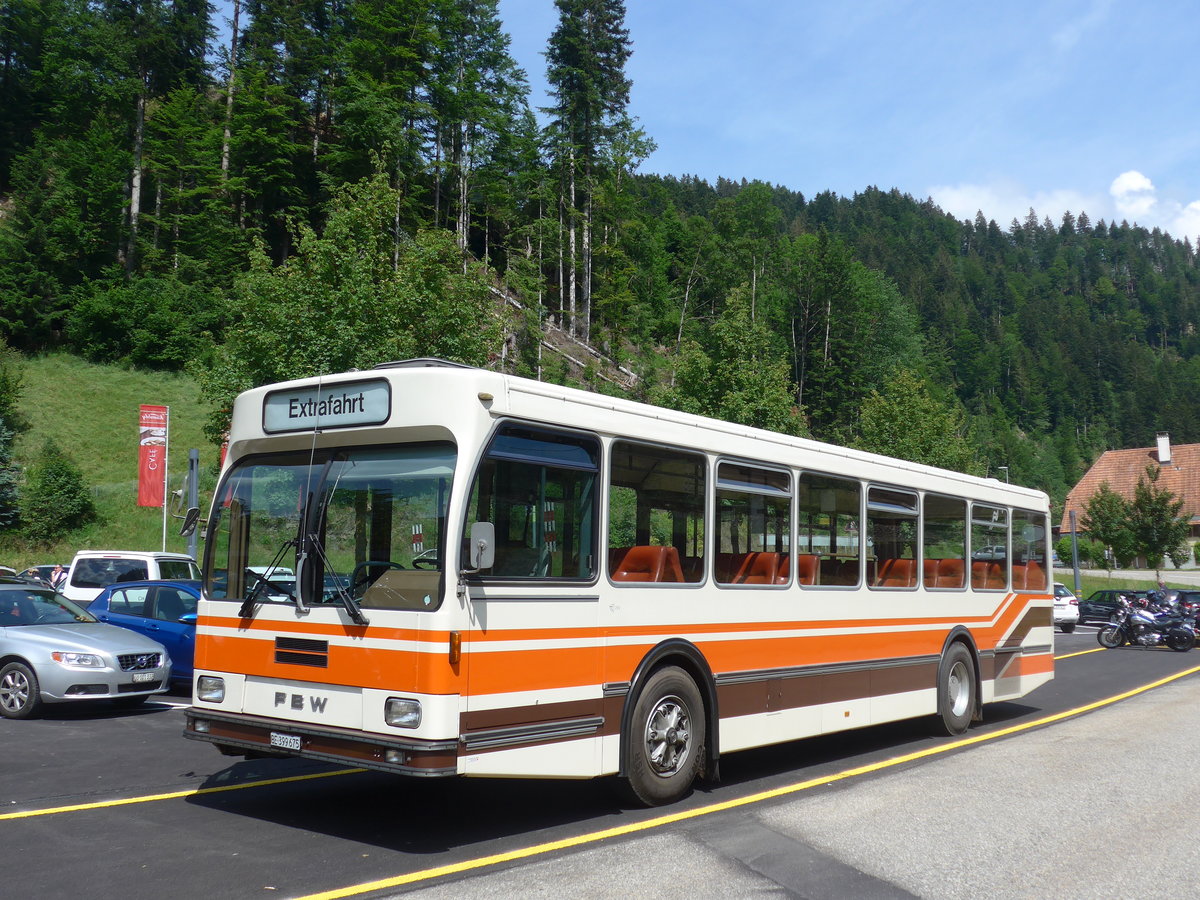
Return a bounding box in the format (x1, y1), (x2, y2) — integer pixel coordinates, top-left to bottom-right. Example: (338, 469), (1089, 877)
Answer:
(184, 359), (1052, 805)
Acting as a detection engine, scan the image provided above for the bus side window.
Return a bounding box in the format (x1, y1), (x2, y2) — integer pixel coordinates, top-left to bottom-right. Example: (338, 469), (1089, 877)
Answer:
(1012, 508), (1048, 591)
(923, 495), (966, 589)
(464, 425), (600, 581)
(715, 461), (790, 588)
(608, 442), (705, 584)
(797, 474), (861, 588)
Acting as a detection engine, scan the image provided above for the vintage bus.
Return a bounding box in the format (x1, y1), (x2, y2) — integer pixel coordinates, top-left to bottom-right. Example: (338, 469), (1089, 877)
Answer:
(183, 359), (1053, 805)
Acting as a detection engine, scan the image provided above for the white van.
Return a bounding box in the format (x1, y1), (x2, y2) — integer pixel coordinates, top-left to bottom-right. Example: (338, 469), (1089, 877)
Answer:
(61, 550), (201, 605)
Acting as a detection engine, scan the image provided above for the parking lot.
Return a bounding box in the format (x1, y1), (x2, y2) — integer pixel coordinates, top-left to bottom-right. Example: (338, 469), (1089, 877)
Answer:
(5, 623), (1200, 899)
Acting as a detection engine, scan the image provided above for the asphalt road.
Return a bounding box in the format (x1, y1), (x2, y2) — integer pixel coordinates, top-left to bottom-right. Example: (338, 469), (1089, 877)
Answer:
(5, 627), (1200, 900)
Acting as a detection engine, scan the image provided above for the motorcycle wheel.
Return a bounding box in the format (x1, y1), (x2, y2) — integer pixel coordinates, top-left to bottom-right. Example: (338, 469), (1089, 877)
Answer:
(1097, 626), (1125, 648)
(1167, 629), (1195, 652)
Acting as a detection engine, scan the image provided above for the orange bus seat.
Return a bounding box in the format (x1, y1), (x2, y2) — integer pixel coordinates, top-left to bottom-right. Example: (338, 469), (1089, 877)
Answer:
(875, 557), (916, 588)
(971, 560), (1005, 589)
(1017, 564), (1046, 592)
(924, 558), (940, 585)
(611, 545), (685, 583)
(659, 546), (685, 583)
(936, 557), (965, 588)
(610, 546), (664, 582)
(735, 551), (780, 584)
(795, 554), (818, 585)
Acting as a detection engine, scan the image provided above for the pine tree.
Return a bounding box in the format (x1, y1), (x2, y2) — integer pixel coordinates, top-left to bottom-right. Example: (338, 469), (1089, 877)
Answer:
(544, 0), (633, 341)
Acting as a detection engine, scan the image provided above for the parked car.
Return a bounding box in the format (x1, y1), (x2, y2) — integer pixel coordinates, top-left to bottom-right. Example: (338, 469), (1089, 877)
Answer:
(60, 550), (200, 606)
(86, 580), (199, 684)
(972, 545), (1007, 560)
(1052, 582), (1079, 633)
(20, 564), (65, 587)
(1079, 589), (1148, 625)
(0, 577), (171, 718)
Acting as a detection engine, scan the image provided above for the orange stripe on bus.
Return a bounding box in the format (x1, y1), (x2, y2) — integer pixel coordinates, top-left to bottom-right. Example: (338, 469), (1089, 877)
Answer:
(198, 590), (1048, 647)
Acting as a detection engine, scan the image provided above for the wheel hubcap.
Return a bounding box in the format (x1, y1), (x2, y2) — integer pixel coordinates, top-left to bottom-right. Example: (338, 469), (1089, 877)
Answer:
(1, 671), (30, 712)
(947, 661), (969, 718)
(644, 695), (691, 777)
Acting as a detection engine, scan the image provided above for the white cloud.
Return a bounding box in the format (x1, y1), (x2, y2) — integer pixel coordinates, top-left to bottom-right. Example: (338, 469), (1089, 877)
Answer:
(927, 173), (1200, 246)
(1175, 201), (1200, 246)
(1110, 170), (1157, 219)
(1109, 170), (1200, 244)
(928, 180), (1099, 229)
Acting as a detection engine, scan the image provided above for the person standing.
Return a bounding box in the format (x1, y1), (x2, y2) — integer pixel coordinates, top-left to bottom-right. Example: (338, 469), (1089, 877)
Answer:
(50, 564), (66, 590)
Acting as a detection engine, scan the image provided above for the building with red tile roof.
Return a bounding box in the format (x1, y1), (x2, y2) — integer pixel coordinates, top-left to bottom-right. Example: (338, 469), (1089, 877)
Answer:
(1060, 433), (1200, 538)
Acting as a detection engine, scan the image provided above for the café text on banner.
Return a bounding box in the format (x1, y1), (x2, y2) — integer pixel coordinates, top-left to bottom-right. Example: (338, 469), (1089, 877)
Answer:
(137, 404), (168, 507)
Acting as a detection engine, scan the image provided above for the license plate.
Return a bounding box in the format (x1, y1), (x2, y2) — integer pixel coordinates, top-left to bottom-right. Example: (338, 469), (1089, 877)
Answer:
(132, 672), (156, 683)
(270, 731), (302, 751)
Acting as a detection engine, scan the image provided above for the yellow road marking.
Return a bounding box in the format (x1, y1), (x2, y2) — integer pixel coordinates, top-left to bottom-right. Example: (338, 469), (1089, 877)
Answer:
(294, 661), (1200, 900)
(1054, 645), (1109, 660)
(5, 648), (1190, 896)
(0, 768), (365, 821)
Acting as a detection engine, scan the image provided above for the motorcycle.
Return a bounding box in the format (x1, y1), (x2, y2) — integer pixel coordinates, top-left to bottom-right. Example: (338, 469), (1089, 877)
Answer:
(1097, 594), (1196, 651)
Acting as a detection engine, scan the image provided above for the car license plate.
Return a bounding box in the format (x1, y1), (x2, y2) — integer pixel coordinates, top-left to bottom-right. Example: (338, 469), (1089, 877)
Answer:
(132, 672), (156, 683)
(270, 731), (302, 751)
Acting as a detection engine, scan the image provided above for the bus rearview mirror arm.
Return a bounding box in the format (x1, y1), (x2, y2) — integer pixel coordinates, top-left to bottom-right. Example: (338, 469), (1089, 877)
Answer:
(457, 522), (495, 601)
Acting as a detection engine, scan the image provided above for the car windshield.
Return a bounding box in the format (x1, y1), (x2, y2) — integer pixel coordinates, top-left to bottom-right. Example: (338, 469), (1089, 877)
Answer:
(2, 589), (96, 625)
(70, 558), (150, 589)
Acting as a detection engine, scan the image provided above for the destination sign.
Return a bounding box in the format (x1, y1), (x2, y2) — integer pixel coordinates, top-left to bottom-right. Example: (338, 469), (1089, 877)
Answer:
(263, 379), (391, 433)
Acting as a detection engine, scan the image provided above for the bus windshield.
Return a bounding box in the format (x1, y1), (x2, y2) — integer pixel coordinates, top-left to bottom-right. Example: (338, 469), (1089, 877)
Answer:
(206, 442), (456, 611)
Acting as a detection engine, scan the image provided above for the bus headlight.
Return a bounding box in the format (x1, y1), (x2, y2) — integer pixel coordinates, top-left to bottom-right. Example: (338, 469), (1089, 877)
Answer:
(385, 697), (421, 728)
(197, 675), (226, 702)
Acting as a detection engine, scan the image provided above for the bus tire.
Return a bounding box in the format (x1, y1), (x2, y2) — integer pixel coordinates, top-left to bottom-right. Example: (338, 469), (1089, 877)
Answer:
(936, 642), (975, 736)
(624, 666), (705, 807)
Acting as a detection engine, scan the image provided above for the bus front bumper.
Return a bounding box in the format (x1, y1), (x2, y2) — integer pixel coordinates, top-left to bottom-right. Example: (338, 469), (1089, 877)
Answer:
(183, 708), (460, 777)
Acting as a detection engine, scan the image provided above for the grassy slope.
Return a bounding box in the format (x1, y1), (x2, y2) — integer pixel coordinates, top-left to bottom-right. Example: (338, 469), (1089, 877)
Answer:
(2, 353), (217, 569)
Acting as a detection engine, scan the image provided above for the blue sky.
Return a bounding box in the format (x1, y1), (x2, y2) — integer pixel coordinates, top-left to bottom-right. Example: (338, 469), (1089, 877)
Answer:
(497, 0), (1200, 243)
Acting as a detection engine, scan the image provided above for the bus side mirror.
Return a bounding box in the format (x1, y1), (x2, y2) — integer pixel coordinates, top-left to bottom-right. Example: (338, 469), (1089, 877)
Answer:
(467, 521), (495, 572)
(179, 507), (201, 537)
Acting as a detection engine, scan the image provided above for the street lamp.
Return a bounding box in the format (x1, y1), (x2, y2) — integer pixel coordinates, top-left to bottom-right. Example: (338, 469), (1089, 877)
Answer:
(997, 466), (1009, 483)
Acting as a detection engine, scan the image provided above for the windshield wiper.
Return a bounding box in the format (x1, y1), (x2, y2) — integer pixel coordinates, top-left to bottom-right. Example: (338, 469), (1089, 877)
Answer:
(238, 539), (297, 619)
(302, 533), (369, 626)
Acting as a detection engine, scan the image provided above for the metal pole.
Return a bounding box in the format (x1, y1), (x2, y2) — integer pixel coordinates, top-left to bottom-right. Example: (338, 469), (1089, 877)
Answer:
(188, 448), (200, 560)
(161, 407), (170, 551)
(1069, 510), (1082, 596)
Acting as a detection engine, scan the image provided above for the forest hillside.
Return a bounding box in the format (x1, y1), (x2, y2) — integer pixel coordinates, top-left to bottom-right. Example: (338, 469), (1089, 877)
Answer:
(3, 0), (1199, 546)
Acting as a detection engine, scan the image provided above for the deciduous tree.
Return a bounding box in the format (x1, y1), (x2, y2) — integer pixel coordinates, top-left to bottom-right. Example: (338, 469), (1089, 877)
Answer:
(1128, 465), (1191, 576)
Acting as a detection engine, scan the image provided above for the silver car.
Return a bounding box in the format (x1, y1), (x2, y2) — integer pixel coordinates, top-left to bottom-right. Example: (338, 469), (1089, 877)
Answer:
(0, 579), (171, 718)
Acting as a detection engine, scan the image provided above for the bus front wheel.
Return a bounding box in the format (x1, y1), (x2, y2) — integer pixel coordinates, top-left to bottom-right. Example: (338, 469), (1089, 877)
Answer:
(624, 666), (705, 807)
(936, 643), (975, 736)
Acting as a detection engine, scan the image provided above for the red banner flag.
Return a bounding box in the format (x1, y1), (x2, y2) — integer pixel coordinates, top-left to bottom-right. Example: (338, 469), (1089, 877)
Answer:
(137, 405), (168, 507)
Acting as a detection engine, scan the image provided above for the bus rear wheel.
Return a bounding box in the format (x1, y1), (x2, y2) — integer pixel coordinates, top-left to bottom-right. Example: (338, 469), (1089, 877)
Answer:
(625, 666), (705, 807)
(936, 643), (975, 735)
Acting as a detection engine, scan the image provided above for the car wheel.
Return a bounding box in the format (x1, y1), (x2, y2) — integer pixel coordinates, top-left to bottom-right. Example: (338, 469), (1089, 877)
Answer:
(0, 661), (43, 719)
(1060, 623), (1076, 634)
(624, 666), (705, 807)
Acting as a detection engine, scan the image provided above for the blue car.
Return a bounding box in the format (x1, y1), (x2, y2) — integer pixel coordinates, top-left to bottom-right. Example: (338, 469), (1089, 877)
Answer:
(86, 580), (200, 685)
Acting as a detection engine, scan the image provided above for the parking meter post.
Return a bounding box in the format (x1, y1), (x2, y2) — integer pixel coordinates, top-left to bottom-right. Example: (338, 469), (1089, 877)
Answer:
(1069, 510), (1082, 597)
(188, 449), (200, 560)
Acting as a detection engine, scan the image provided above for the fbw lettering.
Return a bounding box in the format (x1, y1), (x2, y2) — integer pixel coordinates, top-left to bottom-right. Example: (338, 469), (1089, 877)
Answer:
(274, 692), (328, 713)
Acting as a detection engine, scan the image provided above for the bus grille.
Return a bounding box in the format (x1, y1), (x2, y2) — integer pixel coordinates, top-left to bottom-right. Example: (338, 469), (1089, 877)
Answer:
(275, 636), (329, 667)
